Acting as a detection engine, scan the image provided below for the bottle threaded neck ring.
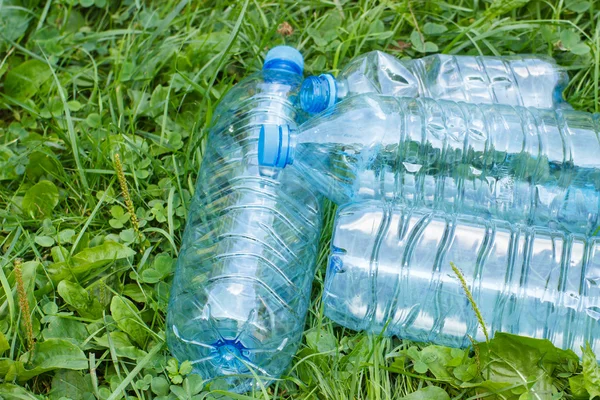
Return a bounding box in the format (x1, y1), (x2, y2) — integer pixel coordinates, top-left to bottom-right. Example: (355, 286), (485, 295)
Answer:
(258, 124), (292, 168)
(300, 74), (337, 114)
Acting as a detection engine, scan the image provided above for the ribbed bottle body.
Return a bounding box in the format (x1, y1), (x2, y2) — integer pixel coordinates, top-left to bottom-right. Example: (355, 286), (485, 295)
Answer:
(299, 52), (569, 114)
(323, 201), (600, 359)
(167, 69), (322, 393)
(407, 54), (569, 109)
(292, 95), (600, 235)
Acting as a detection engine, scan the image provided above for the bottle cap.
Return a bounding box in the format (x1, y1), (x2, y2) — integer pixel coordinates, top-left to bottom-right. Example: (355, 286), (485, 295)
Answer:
(300, 73), (337, 114)
(258, 124), (292, 168)
(263, 46), (304, 75)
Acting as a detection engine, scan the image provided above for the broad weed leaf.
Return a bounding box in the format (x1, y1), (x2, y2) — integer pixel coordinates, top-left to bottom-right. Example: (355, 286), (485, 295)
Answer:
(85, 113), (102, 128)
(453, 363), (478, 382)
(141, 253), (175, 283)
(26, 339), (88, 370)
(179, 360), (193, 376)
(25, 151), (63, 181)
(49, 370), (94, 400)
(410, 30), (438, 53)
(308, 54), (326, 73)
(141, 268), (163, 283)
(57, 280), (103, 319)
(582, 344), (600, 398)
(110, 296), (148, 347)
(400, 386), (450, 399)
(568, 375), (588, 398)
(0, 383), (39, 399)
(170, 385), (186, 398)
(0, 147), (19, 181)
(71, 241), (135, 266)
(50, 246), (69, 263)
(0, 1), (31, 51)
(0, 332), (9, 354)
(570, 43), (590, 55)
(305, 329), (337, 353)
(478, 333), (579, 395)
(42, 302), (58, 315)
(153, 253), (175, 276)
(560, 29), (581, 48)
(166, 358), (179, 375)
(151, 376), (170, 396)
(3, 60), (52, 101)
(423, 22), (447, 35)
(406, 346), (455, 381)
(559, 29), (590, 55)
(94, 331), (147, 360)
(21, 181), (59, 219)
(48, 241), (133, 284)
(307, 27), (328, 47)
(182, 374), (204, 396)
(42, 316), (88, 345)
(34, 235), (55, 247)
(565, 0), (590, 13)
(0, 339), (87, 382)
(57, 229), (76, 244)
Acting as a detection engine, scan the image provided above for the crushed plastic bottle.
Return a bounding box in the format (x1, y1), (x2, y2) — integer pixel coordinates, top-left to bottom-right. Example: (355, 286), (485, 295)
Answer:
(322, 200), (600, 360)
(258, 94), (600, 235)
(166, 46), (322, 393)
(300, 51), (570, 113)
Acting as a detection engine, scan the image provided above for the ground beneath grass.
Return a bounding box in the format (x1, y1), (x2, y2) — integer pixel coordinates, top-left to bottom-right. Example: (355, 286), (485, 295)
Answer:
(0, 0), (599, 399)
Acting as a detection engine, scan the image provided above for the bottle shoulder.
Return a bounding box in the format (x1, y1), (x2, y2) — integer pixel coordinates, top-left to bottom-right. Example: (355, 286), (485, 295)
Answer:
(216, 70), (303, 108)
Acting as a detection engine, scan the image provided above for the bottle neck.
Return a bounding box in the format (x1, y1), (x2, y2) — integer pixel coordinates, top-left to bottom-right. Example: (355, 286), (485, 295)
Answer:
(300, 74), (342, 114)
(263, 60), (303, 76)
(258, 123), (298, 169)
(285, 122), (354, 205)
(286, 128), (299, 166)
(335, 78), (348, 100)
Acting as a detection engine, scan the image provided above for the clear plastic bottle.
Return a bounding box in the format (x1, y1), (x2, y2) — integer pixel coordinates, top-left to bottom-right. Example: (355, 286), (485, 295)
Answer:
(258, 94), (600, 235)
(166, 46), (322, 393)
(322, 200), (600, 359)
(300, 51), (570, 114)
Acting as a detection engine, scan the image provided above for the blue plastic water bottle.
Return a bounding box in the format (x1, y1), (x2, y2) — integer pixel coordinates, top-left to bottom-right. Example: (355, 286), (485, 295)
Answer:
(300, 52), (569, 114)
(323, 200), (600, 360)
(167, 46), (322, 393)
(258, 94), (600, 235)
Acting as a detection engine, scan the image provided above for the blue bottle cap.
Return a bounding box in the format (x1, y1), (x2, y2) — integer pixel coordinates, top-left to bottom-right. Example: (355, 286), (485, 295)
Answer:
(263, 46), (304, 75)
(300, 73), (337, 114)
(258, 124), (292, 168)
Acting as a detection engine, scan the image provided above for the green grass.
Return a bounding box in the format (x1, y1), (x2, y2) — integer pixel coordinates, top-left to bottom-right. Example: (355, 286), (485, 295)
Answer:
(1, 0), (599, 399)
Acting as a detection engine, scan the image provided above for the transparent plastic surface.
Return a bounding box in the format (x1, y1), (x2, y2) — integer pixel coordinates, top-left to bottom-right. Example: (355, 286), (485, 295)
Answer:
(300, 51), (570, 113)
(323, 201), (600, 359)
(409, 53), (569, 108)
(166, 65), (322, 392)
(283, 94), (600, 235)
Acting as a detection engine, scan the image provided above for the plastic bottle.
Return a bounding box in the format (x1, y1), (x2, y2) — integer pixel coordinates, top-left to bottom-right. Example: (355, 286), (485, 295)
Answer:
(300, 51), (570, 114)
(166, 46), (322, 393)
(322, 200), (600, 359)
(258, 94), (600, 235)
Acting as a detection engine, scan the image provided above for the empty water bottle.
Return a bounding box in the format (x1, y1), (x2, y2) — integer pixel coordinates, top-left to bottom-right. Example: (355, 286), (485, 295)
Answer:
(323, 201), (600, 359)
(300, 51), (569, 113)
(167, 46), (322, 393)
(258, 94), (600, 235)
